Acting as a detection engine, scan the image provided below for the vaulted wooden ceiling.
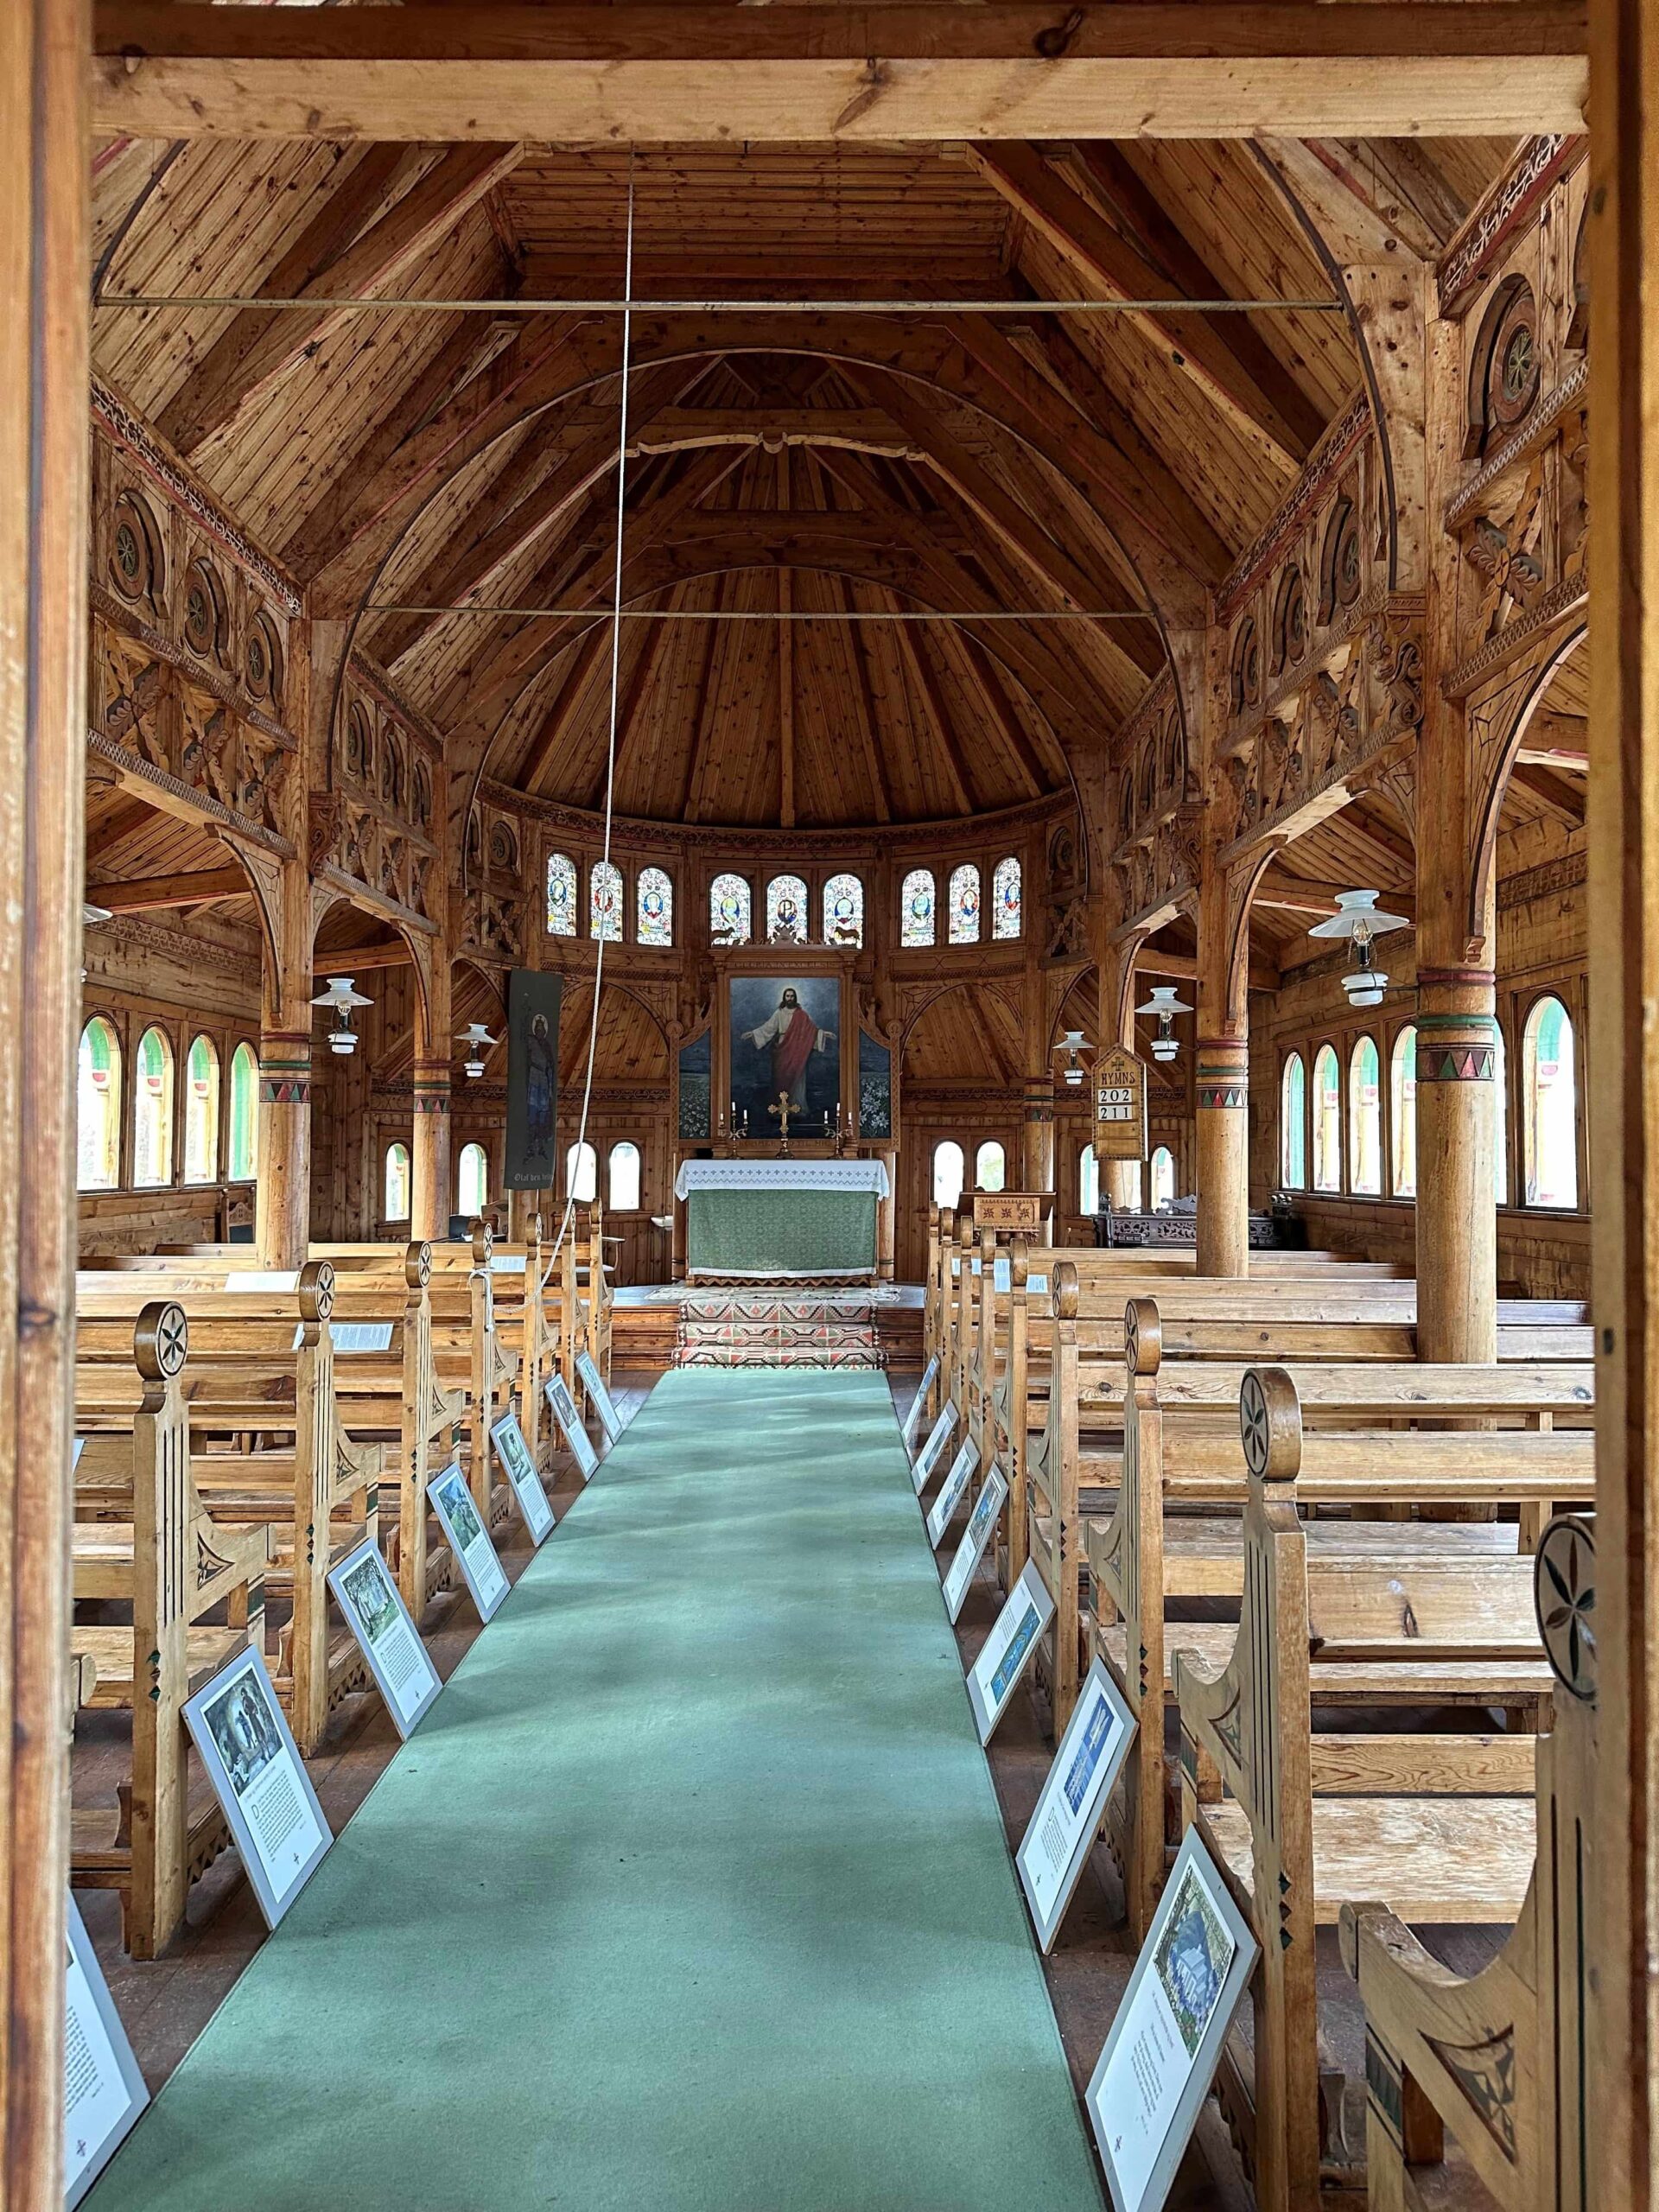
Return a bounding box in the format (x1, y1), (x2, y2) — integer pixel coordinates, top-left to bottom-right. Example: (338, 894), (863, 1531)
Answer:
(92, 132), (1524, 833)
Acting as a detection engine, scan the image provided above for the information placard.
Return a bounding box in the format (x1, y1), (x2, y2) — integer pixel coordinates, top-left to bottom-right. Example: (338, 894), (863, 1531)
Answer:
(900, 1355), (940, 1451)
(64, 1892), (149, 2209)
(575, 1350), (623, 1444)
(910, 1404), (957, 1495)
(964, 1560), (1053, 1744)
(972, 1192), (1044, 1234)
(427, 1463), (511, 1623)
(327, 1536), (442, 1738)
(181, 1645), (332, 1928)
(942, 1466), (1007, 1624)
(491, 1411), (555, 1544)
(1085, 1828), (1259, 2212)
(1094, 1044), (1149, 1162)
(925, 1437), (978, 1548)
(1016, 1656), (1136, 1952)
(545, 1372), (600, 1482)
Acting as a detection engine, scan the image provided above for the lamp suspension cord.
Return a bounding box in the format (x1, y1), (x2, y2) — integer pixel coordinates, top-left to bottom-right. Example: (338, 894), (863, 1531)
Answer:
(547, 149), (635, 1279)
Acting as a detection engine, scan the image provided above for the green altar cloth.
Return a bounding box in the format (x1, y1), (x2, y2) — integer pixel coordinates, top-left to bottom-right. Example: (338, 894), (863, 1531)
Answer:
(685, 1186), (876, 1275)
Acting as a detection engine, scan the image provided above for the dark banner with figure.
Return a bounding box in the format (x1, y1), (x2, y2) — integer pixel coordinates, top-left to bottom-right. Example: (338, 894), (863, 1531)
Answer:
(504, 969), (562, 1191)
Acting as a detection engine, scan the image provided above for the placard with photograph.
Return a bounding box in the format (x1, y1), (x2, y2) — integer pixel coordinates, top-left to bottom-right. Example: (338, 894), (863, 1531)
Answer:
(427, 1462), (511, 1623)
(941, 1465), (1007, 1624)
(181, 1645), (332, 1929)
(545, 1372), (599, 1482)
(965, 1560), (1054, 1744)
(491, 1411), (555, 1545)
(925, 1437), (978, 1548)
(1016, 1656), (1136, 1952)
(910, 1404), (957, 1495)
(575, 1350), (623, 1444)
(900, 1355), (940, 1450)
(63, 1891), (149, 2209)
(327, 1537), (442, 1738)
(1085, 1828), (1259, 2212)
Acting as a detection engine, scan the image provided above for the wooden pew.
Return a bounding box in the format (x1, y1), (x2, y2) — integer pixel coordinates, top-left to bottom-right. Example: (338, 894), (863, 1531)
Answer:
(70, 1302), (270, 1957)
(1173, 1368), (1556, 2212)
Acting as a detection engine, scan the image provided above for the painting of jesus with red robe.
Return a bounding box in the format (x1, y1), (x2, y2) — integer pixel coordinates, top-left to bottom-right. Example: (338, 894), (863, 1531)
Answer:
(728, 974), (841, 1132)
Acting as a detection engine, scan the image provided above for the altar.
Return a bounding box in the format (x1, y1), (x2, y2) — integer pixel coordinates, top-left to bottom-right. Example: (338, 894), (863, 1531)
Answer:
(674, 1159), (892, 1281)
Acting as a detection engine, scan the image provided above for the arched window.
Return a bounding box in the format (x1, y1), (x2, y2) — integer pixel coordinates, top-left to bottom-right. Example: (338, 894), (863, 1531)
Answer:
(931, 1140), (964, 1209)
(589, 860), (623, 942)
(608, 1140), (642, 1212)
(1348, 1036), (1382, 1194)
(183, 1035), (219, 1183)
(1078, 1143), (1100, 1216)
(948, 862), (982, 944)
(1523, 995), (1579, 1207)
(567, 1140), (598, 1204)
(545, 851), (577, 937)
(1120, 1160), (1144, 1210)
(1312, 1044), (1341, 1192)
(823, 873), (863, 946)
(1494, 1023), (1510, 1206)
(900, 868), (936, 948)
(132, 1026), (175, 1187)
(457, 1141), (489, 1217)
(992, 855), (1021, 939)
(709, 872), (751, 943)
(766, 874), (808, 942)
(228, 1041), (257, 1181)
(1149, 1145), (1176, 1209)
(975, 1140), (1006, 1192)
(1280, 1052), (1306, 1190)
(1390, 1026), (1417, 1197)
(637, 867), (673, 947)
(77, 1017), (121, 1191)
(384, 1142), (410, 1222)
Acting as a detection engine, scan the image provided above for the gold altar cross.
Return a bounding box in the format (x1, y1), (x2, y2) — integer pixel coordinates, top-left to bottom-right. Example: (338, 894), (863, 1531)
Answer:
(767, 1091), (795, 1154)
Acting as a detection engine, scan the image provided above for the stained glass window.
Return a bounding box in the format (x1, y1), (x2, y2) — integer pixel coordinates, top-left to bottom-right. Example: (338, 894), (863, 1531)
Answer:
(1523, 995), (1579, 1207)
(1150, 1146), (1176, 1209)
(1313, 1044), (1341, 1192)
(823, 872), (863, 947)
(546, 850), (577, 937)
(385, 1142), (410, 1222)
(228, 1041), (258, 1181)
(457, 1141), (489, 1217)
(77, 1017), (121, 1191)
(992, 855), (1021, 939)
(948, 862), (982, 944)
(1389, 1027), (1416, 1196)
(1280, 1052), (1306, 1190)
(132, 1026), (174, 1188)
(709, 873), (752, 944)
(183, 1035), (219, 1183)
(1349, 1036), (1382, 1193)
(637, 866), (673, 947)
(589, 859), (623, 942)
(900, 868), (936, 948)
(766, 874), (808, 942)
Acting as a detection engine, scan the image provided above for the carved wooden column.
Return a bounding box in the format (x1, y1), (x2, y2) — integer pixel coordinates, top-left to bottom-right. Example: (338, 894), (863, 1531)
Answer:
(257, 857), (316, 1266)
(1190, 627), (1251, 1277)
(411, 938), (454, 1241)
(1093, 899), (1141, 1211)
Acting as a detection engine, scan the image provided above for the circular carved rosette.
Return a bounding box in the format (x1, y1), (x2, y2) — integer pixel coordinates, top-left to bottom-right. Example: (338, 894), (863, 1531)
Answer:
(137, 1300), (189, 1382)
(1240, 1370), (1271, 1478)
(1124, 1300), (1140, 1370)
(1534, 1514), (1597, 1705)
(1238, 1365), (1300, 1485)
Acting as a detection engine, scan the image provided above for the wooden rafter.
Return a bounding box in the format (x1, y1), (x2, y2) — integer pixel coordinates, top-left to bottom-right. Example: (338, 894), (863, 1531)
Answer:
(86, 867), (251, 912)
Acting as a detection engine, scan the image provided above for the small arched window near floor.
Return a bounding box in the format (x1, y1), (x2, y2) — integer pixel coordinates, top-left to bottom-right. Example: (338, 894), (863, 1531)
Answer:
(1348, 1036), (1382, 1194)
(766, 874), (808, 942)
(385, 1142), (411, 1223)
(992, 855), (1021, 939)
(183, 1034), (219, 1183)
(567, 1140), (598, 1205)
(132, 1026), (175, 1188)
(948, 862), (982, 944)
(1078, 1143), (1100, 1217)
(1523, 995), (1579, 1207)
(1390, 1026), (1417, 1197)
(823, 872), (863, 947)
(1149, 1145), (1175, 1210)
(637, 867), (673, 947)
(975, 1140), (1006, 1192)
(546, 851), (577, 937)
(608, 1140), (642, 1212)
(77, 1016), (122, 1191)
(900, 868), (936, 947)
(1280, 1052), (1306, 1190)
(932, 1140), (964, 1210)
(458, 1141), (489, 1218)
(589, 860), (623, 942)
(228, 1040), (258, 1181)
(709, 872), (751, 944)
(1312, 1043), (1341, 1192)
(1120, 1160), (1144, 1210)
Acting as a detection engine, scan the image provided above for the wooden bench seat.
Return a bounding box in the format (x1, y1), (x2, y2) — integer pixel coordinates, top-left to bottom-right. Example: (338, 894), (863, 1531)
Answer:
(1205, 1796), (1536, 1926)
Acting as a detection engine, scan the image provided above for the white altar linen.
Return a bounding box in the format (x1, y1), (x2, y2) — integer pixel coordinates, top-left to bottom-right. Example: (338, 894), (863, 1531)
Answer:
(674, 1159), (890, 1200)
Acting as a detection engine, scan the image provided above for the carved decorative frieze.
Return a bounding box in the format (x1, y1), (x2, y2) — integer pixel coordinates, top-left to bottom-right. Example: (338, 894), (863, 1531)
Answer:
(1437, 137), (1578, 317)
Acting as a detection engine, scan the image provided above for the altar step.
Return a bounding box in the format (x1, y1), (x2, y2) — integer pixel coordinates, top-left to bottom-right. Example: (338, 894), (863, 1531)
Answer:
(674, 1290), (888, 1370)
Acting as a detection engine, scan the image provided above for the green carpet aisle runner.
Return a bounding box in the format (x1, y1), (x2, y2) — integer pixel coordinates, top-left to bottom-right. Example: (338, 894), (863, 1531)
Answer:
(88, 1369), (1104, 2212)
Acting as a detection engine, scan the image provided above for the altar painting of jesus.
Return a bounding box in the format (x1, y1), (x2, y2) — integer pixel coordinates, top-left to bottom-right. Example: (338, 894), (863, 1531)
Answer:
(728, 974), (840, 1133)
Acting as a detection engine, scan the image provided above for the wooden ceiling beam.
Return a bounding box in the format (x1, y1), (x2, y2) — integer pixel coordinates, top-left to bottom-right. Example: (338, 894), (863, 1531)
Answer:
(893, 618), (976, 817)
(515, 621), (614, 798)
(92, 6), (1588, 142)
(1255, 868), (1418, 923)
(839, 580), (896, 827)
(955, 632), (1053, 798)
(86, 867), (251, 913)
(159, 143), (524, 457)
(577, 595), (681, 809)
(1508, 760), (1587, 824)
(312, 940), (413, 975)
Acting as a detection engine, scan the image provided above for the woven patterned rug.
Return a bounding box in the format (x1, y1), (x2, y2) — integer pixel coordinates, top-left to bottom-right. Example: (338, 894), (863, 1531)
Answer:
(675, 1288), (887, 1369)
